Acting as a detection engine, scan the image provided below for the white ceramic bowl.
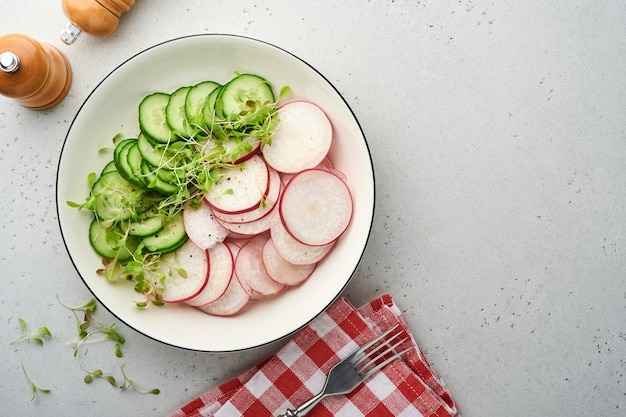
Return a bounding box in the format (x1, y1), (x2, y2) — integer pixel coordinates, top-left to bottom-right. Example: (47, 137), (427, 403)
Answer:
(57, 34), (374, 351)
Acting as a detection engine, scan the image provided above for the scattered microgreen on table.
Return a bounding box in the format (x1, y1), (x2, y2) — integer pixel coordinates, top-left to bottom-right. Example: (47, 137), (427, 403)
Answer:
(57, 296), (125, 357)
(82, 365), (160, 395)
(20, 361), (51, 401)
(11, 318), (52, 346)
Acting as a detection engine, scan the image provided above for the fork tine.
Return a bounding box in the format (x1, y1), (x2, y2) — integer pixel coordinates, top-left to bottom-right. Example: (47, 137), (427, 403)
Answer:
(356, 334), (408, 372)
(361, 345), (414, 380)
(349, 324), (401, 364)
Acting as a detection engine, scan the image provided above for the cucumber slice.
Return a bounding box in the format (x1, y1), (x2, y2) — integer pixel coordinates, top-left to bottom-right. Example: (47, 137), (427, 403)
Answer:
(126, 141), (147, 187)
(114, 139), (142, 186)
(166, 86), (195, 138)
(142, 212), (188, 254)
(89, 218), (136, 261)
(140, 160), (180, 195)
(114, 138), (135, 163)
(139, 92), (177, 144)
(185, 81), (220, 131)
(90, 170), (145, 222)
(202, 86), (227, 138)
(120, 211), (165, 237)
(137, 132), (165, 167)
(101, 160), (117, 175)
(217, 73), (275, 122)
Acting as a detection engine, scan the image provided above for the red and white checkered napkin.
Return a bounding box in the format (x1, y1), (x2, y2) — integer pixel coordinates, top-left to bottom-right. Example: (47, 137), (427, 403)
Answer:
(169, 294), (458, 417)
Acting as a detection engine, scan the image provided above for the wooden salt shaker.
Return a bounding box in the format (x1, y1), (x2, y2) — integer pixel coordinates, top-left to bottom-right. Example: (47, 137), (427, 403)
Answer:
(0, 34), (72, 110)
(60, 0), (136, 45)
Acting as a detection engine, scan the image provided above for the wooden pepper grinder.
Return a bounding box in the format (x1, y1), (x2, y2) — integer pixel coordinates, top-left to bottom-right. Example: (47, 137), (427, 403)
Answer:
(0, 34), (73, 110)
(60, 0), (135, 45)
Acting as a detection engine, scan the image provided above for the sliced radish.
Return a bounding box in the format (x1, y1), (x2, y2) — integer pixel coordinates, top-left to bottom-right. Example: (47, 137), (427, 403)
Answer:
(185, 242), (233, 307)
(182, 199), (229, 250)
(263, 238), (316, 286)
(235, 234), (285, 295)
(224, 136), (262, 164)
(279, 161), (328, 187)
(156, 240), (209, 303)
(327, 167), (347, 183)
(225, 240), (253, 296)
(270, 218), (334, 265)
(262, 101), (333, 173)
(196, 270), (250, 316)
(225, 236), (251, 247)
(216, 200), (278, 236)
(205, 155), (270, 214)
(212, 167), (281, 224)
(319, 155), (335, 169)
(279, 169), (353, 246)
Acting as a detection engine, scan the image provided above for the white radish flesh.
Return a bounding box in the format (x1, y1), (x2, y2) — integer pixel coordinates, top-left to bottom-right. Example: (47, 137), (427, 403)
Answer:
(196, 271), (250, 316)
(262, 239), (316, 286)
(279, 169), (353, 246)
(270, 218), (334, 265)
(205, 155), (270, 214)
(216, 199), (278, 236)
(212, 167), (281, 224)
(182, 199), (229, 250)
(185, 242), (233, 307)
(262, 101), (333, 173)
(157, 240), (209, 303)
(235, 234), (285, 295)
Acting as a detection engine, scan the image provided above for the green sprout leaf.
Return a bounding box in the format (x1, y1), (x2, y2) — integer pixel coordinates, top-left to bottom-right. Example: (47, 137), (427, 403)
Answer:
(81, 366), (117, 387)
(20, 361), (50, 401)
(58, 296), (125, 358)
(12, 318), (52, 345)
(81, 365), (159, 395)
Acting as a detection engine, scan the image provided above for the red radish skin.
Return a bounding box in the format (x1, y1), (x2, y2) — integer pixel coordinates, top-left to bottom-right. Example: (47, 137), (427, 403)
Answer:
(235, 234), (285, 295)
(327, 167), (347, 183)
(262, 239), (316, 286)
(185, 242), (233, 307)
(212, 167), (282, 224)
(156, 240), (209, 303)
(279, 169), (353, 246)
(196, 270), (250, 316)
(216, 199), (278, 236)
(205, 155), (270, 214)
(225, 241), (253, 296)
(182, 199), (229, 250)
(279, 161), (329, 187)
(270, 218), (334, 265)
(262, 101), (333, 173)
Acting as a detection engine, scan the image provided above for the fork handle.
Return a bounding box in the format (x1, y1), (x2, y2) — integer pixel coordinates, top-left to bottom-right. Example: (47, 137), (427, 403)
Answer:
(277, 392), (326, 417)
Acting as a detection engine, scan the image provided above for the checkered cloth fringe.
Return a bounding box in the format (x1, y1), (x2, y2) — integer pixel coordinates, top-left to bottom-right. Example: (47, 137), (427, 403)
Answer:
(169, 294), (458, 417)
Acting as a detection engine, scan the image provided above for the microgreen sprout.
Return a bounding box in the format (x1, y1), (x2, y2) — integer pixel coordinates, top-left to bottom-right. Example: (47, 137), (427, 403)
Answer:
(57, 296), (125, 357)
(11, 318), (52, 346)
(81, 366), (117, 386)
(120, 365), (161, 395)
(20, 361), (50, 401)
(81, 365), (160, 395)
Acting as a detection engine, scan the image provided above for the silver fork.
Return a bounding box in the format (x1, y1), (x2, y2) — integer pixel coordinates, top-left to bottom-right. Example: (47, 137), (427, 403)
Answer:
(277, 324), (413, 417)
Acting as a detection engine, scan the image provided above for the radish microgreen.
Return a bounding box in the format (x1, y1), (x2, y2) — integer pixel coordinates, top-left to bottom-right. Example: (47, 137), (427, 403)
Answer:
(82, 367), (116, 386)
(12, 318), (52, 346)
(57, 296), (125, 357)
(120, 365), (161, 394)
(20, 361), (50, 401)
(81, 365), (160, 395)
